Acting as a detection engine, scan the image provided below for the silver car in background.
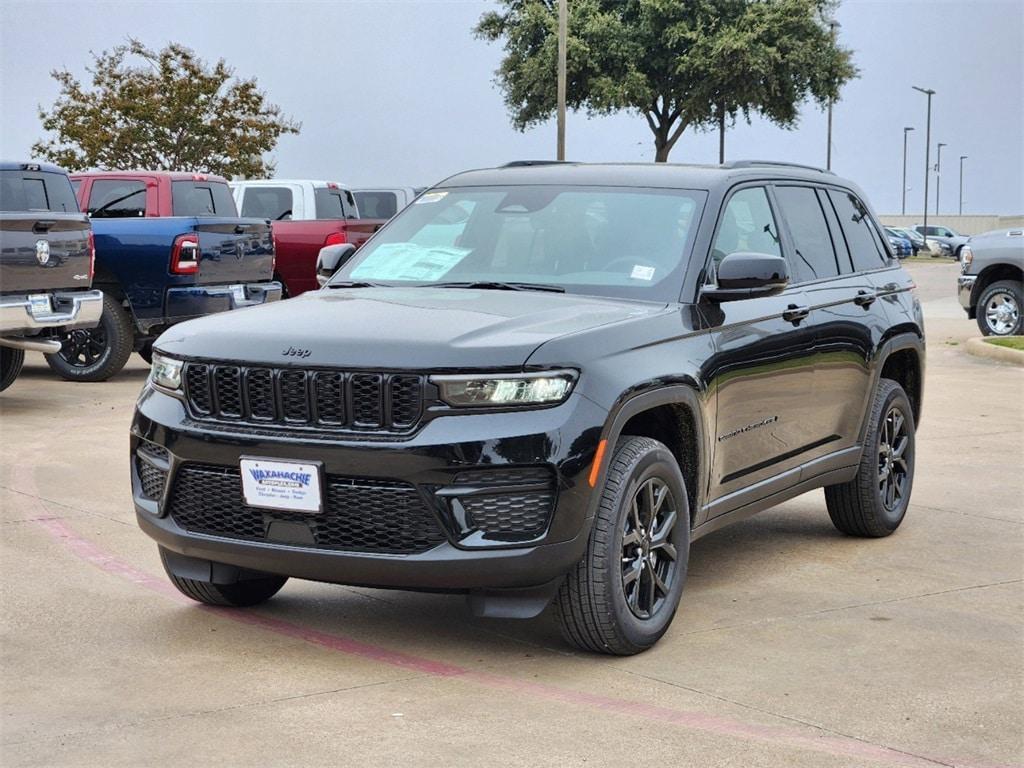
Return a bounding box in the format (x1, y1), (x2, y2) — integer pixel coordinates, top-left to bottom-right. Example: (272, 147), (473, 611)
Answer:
(958, 228), (1024, 336)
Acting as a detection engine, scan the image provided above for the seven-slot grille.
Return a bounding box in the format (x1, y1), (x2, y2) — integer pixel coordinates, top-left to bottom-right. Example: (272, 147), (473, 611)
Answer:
(183, 363), (424, 432)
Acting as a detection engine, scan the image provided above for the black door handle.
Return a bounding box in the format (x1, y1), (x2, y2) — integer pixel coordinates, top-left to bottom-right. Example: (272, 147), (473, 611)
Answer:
(783, 304), (810, 323)
(854, 289), (877, 307)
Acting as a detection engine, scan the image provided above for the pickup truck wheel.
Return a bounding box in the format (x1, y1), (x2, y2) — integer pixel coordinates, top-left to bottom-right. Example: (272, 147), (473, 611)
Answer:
(976, 280), (1023, 336)
(44, 293), (134, 382)
(160, 549), (288, 607)
(825, 379), (915, 537)
(556, 436), (689, 655)
(0, 347), (25, 392)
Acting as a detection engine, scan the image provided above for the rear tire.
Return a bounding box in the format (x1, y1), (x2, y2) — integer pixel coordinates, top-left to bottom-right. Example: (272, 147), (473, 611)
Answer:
(556, 436), (690, 655)
(825, 379), (915, 537)
(975, 280), (1023, 337)
(45, 292), (134, 382)
(160, 548), (287, 607)
(0, 347), (25, 392)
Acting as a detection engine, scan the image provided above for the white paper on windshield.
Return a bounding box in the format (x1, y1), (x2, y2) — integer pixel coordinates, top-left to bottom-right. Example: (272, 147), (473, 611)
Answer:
(630, 265), (656, 281)
(414, 191), (448, 204)
(350, 243), (471, 281)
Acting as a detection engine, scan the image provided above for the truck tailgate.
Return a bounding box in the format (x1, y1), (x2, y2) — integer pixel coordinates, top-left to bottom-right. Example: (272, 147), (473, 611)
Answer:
(344, 219), (386, 248)
(192, 218), (274, 284)
(0, 213), (92, 293)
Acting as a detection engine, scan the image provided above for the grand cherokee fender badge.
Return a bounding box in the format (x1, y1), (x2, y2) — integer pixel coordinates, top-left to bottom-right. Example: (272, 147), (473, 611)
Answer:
(282, 346), (312, 358)
(718, 415), (779, 442)
(35, 240), (50, 265)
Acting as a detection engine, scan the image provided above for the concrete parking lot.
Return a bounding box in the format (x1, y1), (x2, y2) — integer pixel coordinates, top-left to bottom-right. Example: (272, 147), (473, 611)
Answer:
(1, 260), (1021, 768)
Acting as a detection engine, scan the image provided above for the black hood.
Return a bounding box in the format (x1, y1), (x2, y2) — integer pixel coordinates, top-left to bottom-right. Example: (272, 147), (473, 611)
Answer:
(155, 287), (670, 369)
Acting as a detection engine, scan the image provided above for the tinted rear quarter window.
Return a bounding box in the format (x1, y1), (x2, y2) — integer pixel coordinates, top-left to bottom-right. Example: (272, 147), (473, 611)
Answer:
(87, 179), (147, 218)
(241, 186), (293, 220)
(774, 185), (840, 282)
(354, 191), (398, 219)
(314, 188), (353, 219)
(827, 189), (889, 272)
(0, 170), (79, 213)
(172, 181), (238, 217)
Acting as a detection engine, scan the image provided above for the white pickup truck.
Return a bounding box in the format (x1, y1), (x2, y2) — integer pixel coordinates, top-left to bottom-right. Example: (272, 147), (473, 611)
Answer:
(352, 187), (424, 220)
(229, 179), (385, 296)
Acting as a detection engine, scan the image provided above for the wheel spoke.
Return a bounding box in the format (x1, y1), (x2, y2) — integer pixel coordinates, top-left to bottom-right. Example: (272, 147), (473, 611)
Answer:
(892, 435), (908, 459)
(642, 566), (656, 613)
(652, 569), (670, 598)
(651, 509), (677, 547)
(622, 529), (641, 548)
(623, 561), (642, 587)
(655, 542), (677, 561)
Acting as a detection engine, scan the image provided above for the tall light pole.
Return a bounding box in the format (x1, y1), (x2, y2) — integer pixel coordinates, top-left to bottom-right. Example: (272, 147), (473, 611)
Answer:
(912, 86), (935, 245)
(902, 126), (914, 215)
(556, 0), (567, 161)
(959, 155), (968, 215)
(826, 20), (840, 170)
(935, 142), (947, 215)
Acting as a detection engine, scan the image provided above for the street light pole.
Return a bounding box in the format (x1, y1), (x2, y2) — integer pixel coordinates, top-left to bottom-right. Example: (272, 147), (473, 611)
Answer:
(935, 142), (947, 215)
(912, 86), (935, 246)
(959, 155), (968, 215)
(556, 0), (567, 161)
(826, 20), (839, 170)
(902, 126), (914, 215)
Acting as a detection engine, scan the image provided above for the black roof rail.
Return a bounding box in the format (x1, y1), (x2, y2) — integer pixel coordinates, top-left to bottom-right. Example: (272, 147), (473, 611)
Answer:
(501, 160), (571, 168)
(723, 159), (834, 175)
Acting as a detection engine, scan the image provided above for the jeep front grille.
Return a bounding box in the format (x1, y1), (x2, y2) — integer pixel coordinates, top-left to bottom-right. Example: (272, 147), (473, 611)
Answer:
(182, 363), (425, 433)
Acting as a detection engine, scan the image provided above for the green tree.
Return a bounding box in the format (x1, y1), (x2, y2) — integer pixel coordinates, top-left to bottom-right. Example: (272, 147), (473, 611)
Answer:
(33, 39), (300, 178)
(476, 0), (857, 162)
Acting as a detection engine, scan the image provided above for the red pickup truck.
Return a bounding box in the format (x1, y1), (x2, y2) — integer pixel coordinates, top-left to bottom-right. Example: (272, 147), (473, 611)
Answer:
(230, 180), (386, 296)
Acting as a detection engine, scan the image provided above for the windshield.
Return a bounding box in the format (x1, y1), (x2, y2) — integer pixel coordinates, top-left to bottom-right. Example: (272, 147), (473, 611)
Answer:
(334, 185), (706, 301)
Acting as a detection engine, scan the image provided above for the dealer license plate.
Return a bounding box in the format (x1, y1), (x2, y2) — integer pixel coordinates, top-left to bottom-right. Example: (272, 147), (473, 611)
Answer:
(28, 294), (52, 316)
(240, 458), (322, 514)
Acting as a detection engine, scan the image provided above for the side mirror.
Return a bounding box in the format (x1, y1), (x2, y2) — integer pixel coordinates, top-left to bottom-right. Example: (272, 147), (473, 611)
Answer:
(701, 252), (789, 302)
(316, 243), (356, 287)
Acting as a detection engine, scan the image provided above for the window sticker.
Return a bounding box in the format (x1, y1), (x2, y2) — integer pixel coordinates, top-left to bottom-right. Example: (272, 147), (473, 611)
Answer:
(414, 191), (448, 204)
(630, 265), (655, 281)
(350, 243), (470, 281)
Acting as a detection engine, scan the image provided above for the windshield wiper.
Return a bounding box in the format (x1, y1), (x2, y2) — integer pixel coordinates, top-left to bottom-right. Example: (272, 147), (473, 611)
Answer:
(326, 280), (389, 289)
(428, 281), (565, 293)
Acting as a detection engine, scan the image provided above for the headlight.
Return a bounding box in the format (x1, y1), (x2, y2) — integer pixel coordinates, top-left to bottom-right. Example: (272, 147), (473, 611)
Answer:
(150, 351), (183, 391)
(432, 370), (577, 407)
(960, 245), (973, 271)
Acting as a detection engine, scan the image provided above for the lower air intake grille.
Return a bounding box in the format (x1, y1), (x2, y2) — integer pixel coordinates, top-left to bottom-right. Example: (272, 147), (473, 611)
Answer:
(451, 467), (556, 537)
(168, 464), (446, 554)
(136, 441), (169, 499)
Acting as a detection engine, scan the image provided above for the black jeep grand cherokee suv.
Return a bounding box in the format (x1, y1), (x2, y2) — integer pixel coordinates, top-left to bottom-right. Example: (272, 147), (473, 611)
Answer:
(132, 161), (924, 655)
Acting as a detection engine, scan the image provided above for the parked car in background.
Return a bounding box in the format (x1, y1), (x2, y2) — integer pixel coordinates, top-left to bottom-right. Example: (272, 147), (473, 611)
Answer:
(915, 224), (969, 259)
(230, 180), (387, 297)
(884, 227), (913, 258)
(63, 171), (281, 380)
(352, 187), (424, 220)
(134, 161), (924, 655)
(958, 228), (1024, 336)
(0, 161), (103, 391)
(889, 227), (923, 256)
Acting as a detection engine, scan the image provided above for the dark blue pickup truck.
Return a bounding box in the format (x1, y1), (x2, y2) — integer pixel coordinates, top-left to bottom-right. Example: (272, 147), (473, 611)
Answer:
(47, 171), (281, 381)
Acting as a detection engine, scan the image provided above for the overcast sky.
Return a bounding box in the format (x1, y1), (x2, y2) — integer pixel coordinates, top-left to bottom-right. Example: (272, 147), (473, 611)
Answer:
(1, 0), (1021, 214)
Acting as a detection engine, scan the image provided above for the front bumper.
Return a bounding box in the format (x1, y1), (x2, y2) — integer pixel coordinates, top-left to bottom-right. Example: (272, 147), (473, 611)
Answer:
(131, 385), (606, 593)
(958, 274), (977, 315)
(0, 289), (103, 336)
(160, 281), (282, 327)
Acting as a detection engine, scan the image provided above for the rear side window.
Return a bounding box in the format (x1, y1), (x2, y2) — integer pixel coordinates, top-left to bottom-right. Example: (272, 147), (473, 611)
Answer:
(354, 191), (398, 219)
(827, 190), (888, 272)
(712, 187), (782, 266)
(241, 186), (293, 220)
(172, 181), (238, 217)
(0, 170), (79, 213)
(314, 188), (355, 219)
(774, 185), (840, 282)
(87, 179), (147, 218)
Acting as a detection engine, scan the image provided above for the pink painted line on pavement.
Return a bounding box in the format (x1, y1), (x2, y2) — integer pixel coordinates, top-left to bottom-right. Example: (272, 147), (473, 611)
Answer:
(30, 514), (1019, 768)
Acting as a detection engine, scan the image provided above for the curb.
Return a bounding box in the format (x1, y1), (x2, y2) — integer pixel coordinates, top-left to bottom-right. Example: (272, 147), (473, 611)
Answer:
(965, 337), (1024, 367)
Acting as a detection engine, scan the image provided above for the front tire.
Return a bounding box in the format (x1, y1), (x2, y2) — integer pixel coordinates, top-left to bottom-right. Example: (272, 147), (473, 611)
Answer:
(0, 347), (25, 392)
(975, 280), (1023, 337)
(45, 292), (134, 382)
(160, 548), (288, 607)
(825, 379), (915, 537)
(556, 436), (690, 655)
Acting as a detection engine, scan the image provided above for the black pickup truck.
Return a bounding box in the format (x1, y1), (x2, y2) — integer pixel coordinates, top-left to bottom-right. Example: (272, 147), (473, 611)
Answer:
(0, 162), (103, 391)
(133, 161), (924, 655)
